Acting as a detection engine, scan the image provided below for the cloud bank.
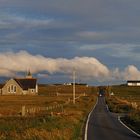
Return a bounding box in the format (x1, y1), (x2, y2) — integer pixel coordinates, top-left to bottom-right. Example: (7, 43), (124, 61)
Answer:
(0, 51), (140, 82)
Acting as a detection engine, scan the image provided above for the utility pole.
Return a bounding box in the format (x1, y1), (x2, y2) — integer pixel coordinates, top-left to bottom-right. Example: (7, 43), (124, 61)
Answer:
(73, 70), (76, 104)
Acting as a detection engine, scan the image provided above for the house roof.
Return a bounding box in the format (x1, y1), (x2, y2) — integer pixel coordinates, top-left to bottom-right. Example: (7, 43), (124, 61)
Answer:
(0, 84), (4, 89)
(127, 80), (140, 83)
(14, 78), (37, 90)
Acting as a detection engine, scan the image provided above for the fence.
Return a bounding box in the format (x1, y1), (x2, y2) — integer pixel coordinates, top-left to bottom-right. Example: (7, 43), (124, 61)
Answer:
(22, 104), (64, 116)
(21, 93), (87, 116)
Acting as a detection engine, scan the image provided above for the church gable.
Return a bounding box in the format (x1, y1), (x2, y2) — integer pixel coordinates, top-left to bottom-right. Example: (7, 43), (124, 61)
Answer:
(2, 79), (23, 95)
(1, 71), (38, 95)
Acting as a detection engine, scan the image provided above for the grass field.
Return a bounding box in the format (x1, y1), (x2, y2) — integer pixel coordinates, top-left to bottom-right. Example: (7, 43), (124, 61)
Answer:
(38, 84), (96, 95)
(0, 85), (97, 140)
(111, 86), (140, 107)
(106, 85), (140, 134)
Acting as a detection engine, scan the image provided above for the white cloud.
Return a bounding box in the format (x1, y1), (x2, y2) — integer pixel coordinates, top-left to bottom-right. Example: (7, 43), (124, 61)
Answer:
(0, 51), (140, 82)
(123, 65), (140, 80)
(0, 68), (15, 77)
(0, 51), (109, 81)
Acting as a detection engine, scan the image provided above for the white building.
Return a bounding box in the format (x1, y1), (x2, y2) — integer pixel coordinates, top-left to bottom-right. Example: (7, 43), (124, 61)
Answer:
(127, 81), (140, 86)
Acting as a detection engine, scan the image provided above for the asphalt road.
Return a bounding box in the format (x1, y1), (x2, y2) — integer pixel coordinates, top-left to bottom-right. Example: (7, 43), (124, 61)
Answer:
(86, 97), (140, 140)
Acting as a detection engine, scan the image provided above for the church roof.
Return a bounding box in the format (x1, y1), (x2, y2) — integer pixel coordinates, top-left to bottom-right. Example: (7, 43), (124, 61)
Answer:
(14, 78), (37, 90)
(0, 84), (4, 89)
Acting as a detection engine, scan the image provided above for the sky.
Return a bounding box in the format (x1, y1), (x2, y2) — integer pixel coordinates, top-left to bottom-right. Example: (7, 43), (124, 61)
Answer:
(0, 0), (140, 85)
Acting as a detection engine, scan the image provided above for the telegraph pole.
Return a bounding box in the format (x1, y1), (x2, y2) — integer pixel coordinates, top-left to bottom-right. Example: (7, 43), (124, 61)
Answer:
(73, 70), (76, 104)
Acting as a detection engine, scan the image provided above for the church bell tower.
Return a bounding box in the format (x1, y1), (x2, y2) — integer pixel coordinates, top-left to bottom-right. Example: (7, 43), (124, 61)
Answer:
(26, 70), (32, 79)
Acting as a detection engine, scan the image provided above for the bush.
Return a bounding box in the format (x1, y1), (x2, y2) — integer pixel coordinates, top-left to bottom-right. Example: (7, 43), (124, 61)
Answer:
(106, 97), (132, 113)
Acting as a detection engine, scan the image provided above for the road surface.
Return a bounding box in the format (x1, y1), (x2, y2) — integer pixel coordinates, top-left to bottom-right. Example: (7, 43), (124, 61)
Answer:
(86, 97), (140, 140)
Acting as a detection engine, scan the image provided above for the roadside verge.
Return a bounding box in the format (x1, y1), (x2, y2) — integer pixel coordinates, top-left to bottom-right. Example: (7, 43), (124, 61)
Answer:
(118, 116), (140, 138)
(106, 97), (140, 138)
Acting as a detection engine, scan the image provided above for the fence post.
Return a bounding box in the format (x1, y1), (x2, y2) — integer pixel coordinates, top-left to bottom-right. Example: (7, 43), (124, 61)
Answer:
(68, 98), (70, 103)
(61, 105), (64, 113)
(22, 106), (26, 117)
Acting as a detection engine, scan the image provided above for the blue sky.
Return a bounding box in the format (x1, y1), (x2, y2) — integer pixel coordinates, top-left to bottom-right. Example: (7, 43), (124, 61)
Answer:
(0, 0), (140, 85)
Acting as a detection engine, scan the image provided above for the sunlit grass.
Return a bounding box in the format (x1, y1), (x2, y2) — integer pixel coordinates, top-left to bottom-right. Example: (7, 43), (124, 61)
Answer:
(106, 85), (140, 134)
(0, 85), (97, 140)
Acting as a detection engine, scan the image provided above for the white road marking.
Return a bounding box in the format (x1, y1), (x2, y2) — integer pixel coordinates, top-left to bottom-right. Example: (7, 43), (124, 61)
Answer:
(84, 97), (98, 140)
(106, 105), (109, 111)
(118, 116), (140, 137)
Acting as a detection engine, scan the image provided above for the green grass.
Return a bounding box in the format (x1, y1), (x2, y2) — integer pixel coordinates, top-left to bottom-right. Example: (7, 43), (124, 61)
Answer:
(106, 85), (140, 134)
(71, 120), (83, 140)
(111, 86), (140, 100)
(105, 97), (133, 113)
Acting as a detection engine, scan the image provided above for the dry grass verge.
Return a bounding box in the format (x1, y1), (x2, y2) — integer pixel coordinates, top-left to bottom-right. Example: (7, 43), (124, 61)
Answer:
(0, 94), (97, 140)
(106, 85), (140, 134)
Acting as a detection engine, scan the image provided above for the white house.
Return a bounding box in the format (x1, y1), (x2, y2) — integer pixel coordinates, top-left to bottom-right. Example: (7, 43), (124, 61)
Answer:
(127, 80), (140, 86)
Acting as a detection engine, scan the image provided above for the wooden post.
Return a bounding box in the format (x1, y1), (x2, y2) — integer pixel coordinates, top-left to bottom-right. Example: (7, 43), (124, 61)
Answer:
(61, 105), (64, 113)
(51, 112), (54, 116)
(68, 98), (70, 103)
(73, 70), (76, 104)
(22, 106), (26, 117)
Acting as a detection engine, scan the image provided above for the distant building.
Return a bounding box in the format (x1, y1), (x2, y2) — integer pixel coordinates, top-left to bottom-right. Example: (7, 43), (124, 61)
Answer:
(63, 83), (72, 86)
(0, 71), (38, 95)
(110, 92), (114, 96)
(127, 80), (140, 86)
(63, 83), (88, 87)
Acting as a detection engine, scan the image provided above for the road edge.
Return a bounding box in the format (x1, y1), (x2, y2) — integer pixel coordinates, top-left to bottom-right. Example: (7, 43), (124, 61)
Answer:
(84, 97), (98, 140)
(118, 116), (140, 137)
(106, 101), (140, 138)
